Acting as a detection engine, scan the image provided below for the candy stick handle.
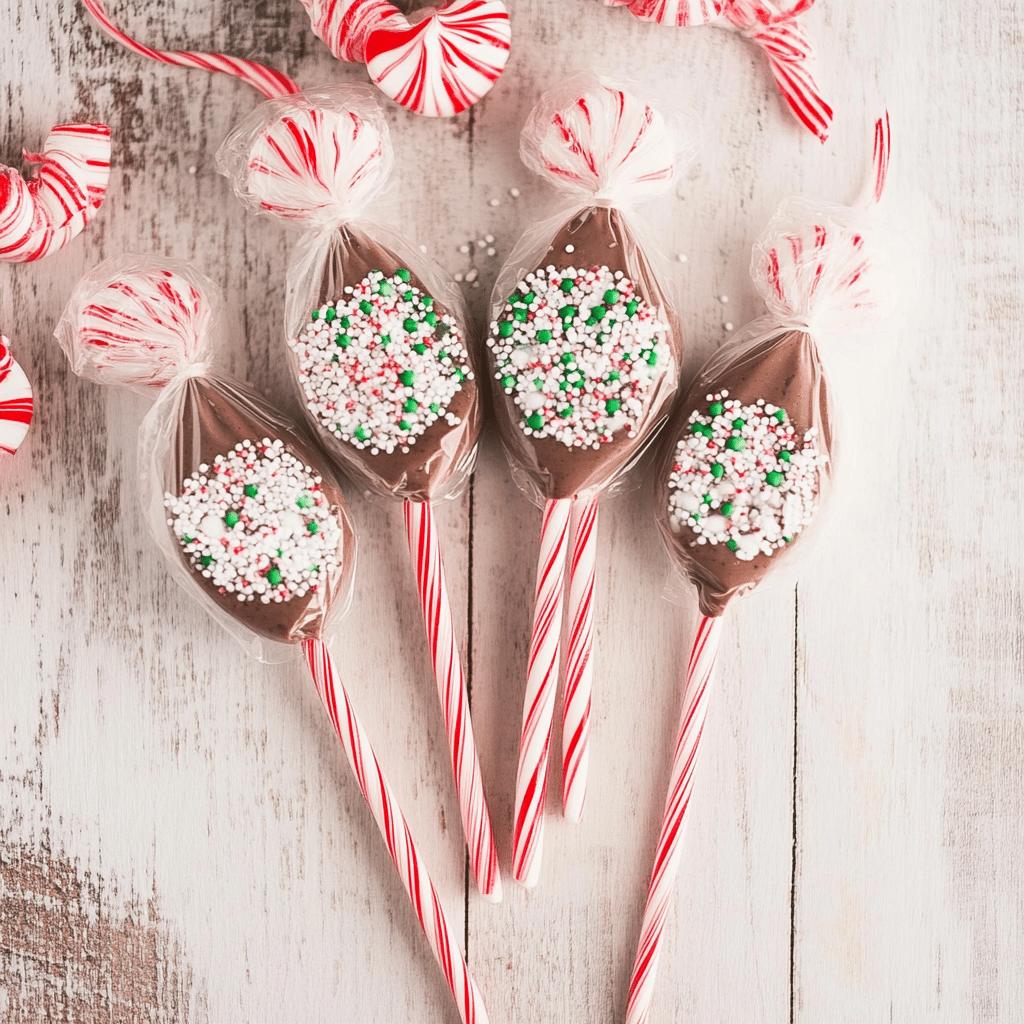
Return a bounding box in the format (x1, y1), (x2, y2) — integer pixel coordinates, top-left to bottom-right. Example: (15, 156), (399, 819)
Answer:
(304, 639), (489, 1024)
(81, 0), (299, 99)
(561, 494), (599, 824)
(625, 615), (722, 1024)
(512, 496), (573, 887)
(404, 499), (502, 902)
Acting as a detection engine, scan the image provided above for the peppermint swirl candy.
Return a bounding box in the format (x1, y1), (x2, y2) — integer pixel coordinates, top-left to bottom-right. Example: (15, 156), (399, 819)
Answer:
(289, 268), (472, 455)
(488, 265), (669, 449)
(666, 392), (825, 560)
(165, 439), (343, 603)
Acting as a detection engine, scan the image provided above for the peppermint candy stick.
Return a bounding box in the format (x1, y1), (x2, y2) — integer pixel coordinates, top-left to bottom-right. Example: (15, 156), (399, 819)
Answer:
(512, 496), (573, 887)
(0, 124), (111, 263)
(81, 0), (299, 99)
(306, 637), (489, 1024)
(561, 494), (598, 824)
(624, 615), (722, 1024)
(0, 337), (33, 455)
(404, 499), (502, 902)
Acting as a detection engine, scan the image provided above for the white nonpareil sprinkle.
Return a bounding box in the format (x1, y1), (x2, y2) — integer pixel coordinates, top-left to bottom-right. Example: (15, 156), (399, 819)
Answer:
(666, 393), (826, 561)
(287, 269), (472, 455)
(487, 265), (670, 449)
(164, 438), (343, 603)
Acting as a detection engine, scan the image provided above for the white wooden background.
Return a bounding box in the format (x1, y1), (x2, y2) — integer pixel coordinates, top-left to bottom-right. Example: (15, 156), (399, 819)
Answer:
(1, 0), (1021, 1021)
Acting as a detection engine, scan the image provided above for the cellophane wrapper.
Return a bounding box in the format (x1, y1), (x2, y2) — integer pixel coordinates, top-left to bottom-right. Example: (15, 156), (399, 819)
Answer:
(217, 87), (481, 505)
(486, 72), (694, 506)
(655, 194), (893, 616)
(57, 255), (356, 664)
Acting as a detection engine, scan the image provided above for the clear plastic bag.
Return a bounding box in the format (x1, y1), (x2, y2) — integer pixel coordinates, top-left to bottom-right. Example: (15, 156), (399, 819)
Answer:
(485, 73), (694, 505)
(217, 87), (482, 505)
(654, 143), (894, 616)
(55, 254), (357, 663)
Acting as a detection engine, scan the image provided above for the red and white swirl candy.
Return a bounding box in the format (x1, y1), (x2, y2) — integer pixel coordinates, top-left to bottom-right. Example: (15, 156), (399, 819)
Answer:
(0, 336), (33, 456)
(0, 123), (111, 263)
(298, 0), (511, 116)
(604, 0), (832, 141)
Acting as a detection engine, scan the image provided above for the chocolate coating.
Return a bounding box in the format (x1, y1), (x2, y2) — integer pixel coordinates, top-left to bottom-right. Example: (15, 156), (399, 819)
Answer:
(654, 329), (833, 617)
(300, 225), (481, 504)
(489, 206), (680, 500)
(170, 375), (355, 644)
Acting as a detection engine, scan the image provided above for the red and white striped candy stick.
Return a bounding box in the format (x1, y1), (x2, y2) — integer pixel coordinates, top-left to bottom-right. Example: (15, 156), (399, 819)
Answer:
(81, 0), (300, 99)
(0, 337), (33, 456)
(404, 499), (501, 902)
(561, 493), (599, 824)
(624, 614), (722, 1024)
(512, 495), (573, 887)
(0, 123), (111, 263)
(304, 638), (489, 1024)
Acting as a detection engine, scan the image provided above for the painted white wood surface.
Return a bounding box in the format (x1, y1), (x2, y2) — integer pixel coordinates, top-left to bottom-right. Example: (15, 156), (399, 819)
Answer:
(1, 0), (1021, 1021)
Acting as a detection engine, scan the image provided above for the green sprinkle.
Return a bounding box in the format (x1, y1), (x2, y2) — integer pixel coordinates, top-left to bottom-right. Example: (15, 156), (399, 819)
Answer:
(597, 333), (609, 345)
(501, 374), (516, 389)
(396, 268), (410, 282)
(403, 398), (418, 413)
(435, 323), (451, 338)
(403, 317), (418, 333)
(201, 554), (213, 567)
(585, 317), (597, 327)
(766, 471), (784, 486)
(590, 305), (607, 320)
(522, 292), (536, 304)
(605, 398), (621, 414)
(779, 450), (792, 463)
(709, 401), (723, 416)
(296, 495), (313, 509)
(646, 350), (658, 366)
(726, 436), (746, 452)
(354, 426), (370, 441)
(377, 280), (393, 297)
(783, 535), (793, 543)
(338, 316), (351, 328)
(702, 494), (711, 506)
(726, 539), (738, 551)
(691, 422), (706, 436)
(498, 320), (515, 338)
(559, 380), (570, 391)
(183, 536), (194, 545)
(244, 484), (258, 498)
(533, 377), (544, 388)
(311, 309), (320, 321)
(359, 300), (373, 315)
(732, 418), (745, 429)
(608, 370), (620, 381)
(399, 419), (411, 431)
(721, 501), (734, 517)
(561, 353), (574, 365)
(224, 510), (240, 528)
(603, 288), (621, 305)
(379, 334), (391, 346)
(558, 304), (577, 320)
(413, 342), (426, 355)
(711, 463), (725, 479)
(267, 567), (282, 586)
(429, 403), (440, 414)
(513, 308), (528, 323)
(307, 521), (319, 535)
(335, 334), (350, 348)
(527, 412), (544, 430)
(421, 295), (433, 308)
(558, 406), (572, 418)
(537, 329), (553, 343)
(424, 311), (438, 326)
(626, 299), (639, 316)
(509, 292), (525, 305)
(403, 290), (414, 303)
(399, 370), (415, 387)
(454, 368), (466, 382)
(324, 307), (336, 323)
(774, 408), (786, 422)
(559, 278), (575, 293)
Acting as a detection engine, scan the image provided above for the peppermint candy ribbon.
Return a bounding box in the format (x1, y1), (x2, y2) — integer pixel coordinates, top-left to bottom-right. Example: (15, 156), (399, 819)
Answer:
(604, 0), (832, 141)
(0, 336), (33, 456)
(0, 124), (111, 263)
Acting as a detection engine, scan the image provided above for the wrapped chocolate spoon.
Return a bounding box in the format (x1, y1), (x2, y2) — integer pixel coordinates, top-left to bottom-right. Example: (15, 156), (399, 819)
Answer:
(487, 74), (691, 885)
(625, 115), (892, 1024)
(82, 0), (500, 900)
(55, 256), (490, 1024)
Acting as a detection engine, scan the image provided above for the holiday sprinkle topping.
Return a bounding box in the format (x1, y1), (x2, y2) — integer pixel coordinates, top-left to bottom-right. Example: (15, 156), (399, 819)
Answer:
(165, 439), (343, 603)
(667, 393), (826, 561)
(288, 268), (472, 455)
(487, 265), (670, 449)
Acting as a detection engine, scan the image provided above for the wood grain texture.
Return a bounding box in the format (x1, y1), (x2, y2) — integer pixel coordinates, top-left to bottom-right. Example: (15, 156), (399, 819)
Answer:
(2, 0), (1022, 1021)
